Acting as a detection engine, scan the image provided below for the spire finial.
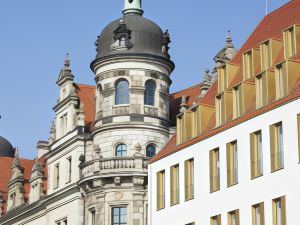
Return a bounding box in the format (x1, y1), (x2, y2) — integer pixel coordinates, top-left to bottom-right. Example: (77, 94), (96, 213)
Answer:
(123, 0), (143, 15)
(226, 30), (234, 48)
(64, 53), (70, 68)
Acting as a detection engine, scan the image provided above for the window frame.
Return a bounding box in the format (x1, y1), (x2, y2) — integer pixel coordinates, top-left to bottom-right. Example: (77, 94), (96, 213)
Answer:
(250, 130), (264, 179)
(170, 164), (180, 206)
(227, 141), (239, 187)
(144, 80), (156, 106)
(115, 79), (130, 105)
(156, 170), (165, 210)
(146, 144), (156, 158)
(270, 122), (284, 172)
(272, 196), (286, 225)
(115, 144), (127, 157)
(184, 158), (194, 201)
(252, 202), (265, 225)
(209, 148), (220, 192)
(112, 206), (127, 225)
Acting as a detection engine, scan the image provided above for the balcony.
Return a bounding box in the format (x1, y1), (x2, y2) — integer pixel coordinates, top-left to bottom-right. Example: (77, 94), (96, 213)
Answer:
(80, 156), (149, 178)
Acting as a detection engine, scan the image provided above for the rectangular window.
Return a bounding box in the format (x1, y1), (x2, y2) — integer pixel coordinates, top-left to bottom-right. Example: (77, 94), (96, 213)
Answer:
(244, 50), (253, 79)
(233, 85), (243, 118)
(227, 141), (238, 186)
(216, 94), (225, 126)
(218, 65), (227, 92)
(185, 158), (194, 201)
(272, 197), (286, 225)
(275, 63), (287, 99)
(170, 164), (180, 206)
(60, 114), (68, 136)
(66, 157), (72, 183)
(252, 203), (265, 225)
(261, 41), (272, 71)
(10, 192), (16, 208)
(211, 215), (221, 225)
(112, 207), (127, 225)
(157, 170), (165, 210)
(270, 122), (284, 171)
(250, 131), (263, 178)
(284, 27), (296, 58)
(54, 163), (60, 189)
(256, 74), (267, 108)
(228, 210), (240, 225)
(89, 208), (96, 225)
(209, 148), (220, 192)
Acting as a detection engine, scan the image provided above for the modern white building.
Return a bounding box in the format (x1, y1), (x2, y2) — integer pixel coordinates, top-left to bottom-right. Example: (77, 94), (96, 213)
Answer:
(148, 1), (300, 225)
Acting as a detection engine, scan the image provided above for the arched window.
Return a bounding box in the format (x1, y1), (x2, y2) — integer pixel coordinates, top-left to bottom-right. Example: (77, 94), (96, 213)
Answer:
(115, 80), (129, 105)
(146, 144), (156, 157)
(144, 80), (156, 106)
(116, 144), (127, 157)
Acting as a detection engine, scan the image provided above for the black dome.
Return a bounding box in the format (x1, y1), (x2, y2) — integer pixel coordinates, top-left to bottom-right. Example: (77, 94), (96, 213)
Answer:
(95, 14), (168, 60)
(0, 136), (15, 158)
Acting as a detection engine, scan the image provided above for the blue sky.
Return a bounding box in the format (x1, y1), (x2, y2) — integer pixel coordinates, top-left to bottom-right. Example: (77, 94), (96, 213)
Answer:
(0, 0), (290, 159)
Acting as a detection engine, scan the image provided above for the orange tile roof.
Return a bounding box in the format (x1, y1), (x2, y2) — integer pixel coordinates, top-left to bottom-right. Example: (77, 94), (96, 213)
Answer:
(151, 0), (300, 164)
(75, 84), (96, 127)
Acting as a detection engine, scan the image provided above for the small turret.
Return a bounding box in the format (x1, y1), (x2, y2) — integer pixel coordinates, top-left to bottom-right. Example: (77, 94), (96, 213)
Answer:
(123, 0), (143, 15)
(29, 158), (45, 204)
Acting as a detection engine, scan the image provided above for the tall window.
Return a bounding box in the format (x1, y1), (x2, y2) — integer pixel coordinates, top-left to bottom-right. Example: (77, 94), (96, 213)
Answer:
(184, 158), (194, 201)
(66, 157), (72, 183)
(116, 144), (127, 157)
(216, 94), (225, 126)
(233, 85), (243, 118)
(228, 210), (240, 225)
(218, 65), (227, 92)
(60, 114), (68, 136)
(270, 122), (284, 171)
(261, 40), (272, 71)
(227, 141), (238, 186)
(275, 63), (287, 99)
(209, 148), (220, 192)
(9, 192), (16, 208)
(146, 145), (156, 158)
(256, 74), (267, 108)
(211, 215), (221, 225)
(54, 163), (60, 189)
(115, 80), (129, 105)
(170, 164), (179, 206)
(284, 27), (296, 58)
(244, 50), (253, 79)
(272, 197), (286, 225)
(157, 170), (165, 210)
(297, 114), (300, 162)
(252, 203), (265, 225)
(144, 80), (156, 106)
(112, 207), (127, 225)
(89, 208), (96, 225)
(250, 130), (263, 178)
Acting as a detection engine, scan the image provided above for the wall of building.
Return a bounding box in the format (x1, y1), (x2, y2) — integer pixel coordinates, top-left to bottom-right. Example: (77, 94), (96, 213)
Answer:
(149, 98), (300, 225)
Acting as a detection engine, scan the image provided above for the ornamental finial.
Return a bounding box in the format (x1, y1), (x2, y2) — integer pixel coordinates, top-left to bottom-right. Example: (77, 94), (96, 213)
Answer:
(123, 0), (143, 15)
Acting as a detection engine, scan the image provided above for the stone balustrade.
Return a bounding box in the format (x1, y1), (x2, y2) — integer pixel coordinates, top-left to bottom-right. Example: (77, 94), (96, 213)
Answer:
(80, 156), (149, 178)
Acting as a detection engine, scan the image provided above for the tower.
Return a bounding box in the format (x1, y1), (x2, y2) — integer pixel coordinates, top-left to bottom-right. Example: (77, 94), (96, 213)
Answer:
(79, 0), (175, 224)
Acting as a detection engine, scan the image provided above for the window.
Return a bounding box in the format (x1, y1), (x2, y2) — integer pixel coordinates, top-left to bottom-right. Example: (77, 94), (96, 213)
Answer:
(144, 80), (156, 106)
(9, 192), (16, 208)
(66, 157), (72, 183)
(272, 197), (286, 225)
(270, 122), (284, 171)
(115, 80), (129, 105)
(170, 164), (179, 206)
(244, 50), (253, 79)
(227, 141), (238, 186)
(250, 131), (263, 178)
(256, 74), (267, 108)
(112, 207), (127, 225)
(89, 208), (96, 225)
(54, 163), (60, 189)
(275, 63), (287, 99)
(261, 40), (272, 71)
(209, 148), (220, 192)
(252, 203), (265, 225)
(228, 210), (240, 225)
(284, 27), (296, 58)
(146, 145), (156, 158)
(211, 215), (221, 225)
(157, 170), (165, 210)
(298, 114), (300, 162)
(56, 218), (67, 225)
(216, 94), (225, 126)
(218, 65), (227, 92)
(60, 114), (68, 136)
(233, 85), (243, 118)
(116, 144), (127, 157)
(184, 158), (194, 201)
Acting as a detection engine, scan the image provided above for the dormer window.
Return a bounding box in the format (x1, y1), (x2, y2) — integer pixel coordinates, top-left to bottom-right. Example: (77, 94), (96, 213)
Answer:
(261, 40), (272, 71)
(233, 85), (243, 118)
(256, 73), (267, 108)
(216, 94), (225, 126)
(217, 65), (227, 92)
(284, 26), (296, 58)
(9, 192), (16, 209)
(243, 50), (253, 80)
(275, 63), (287, 99)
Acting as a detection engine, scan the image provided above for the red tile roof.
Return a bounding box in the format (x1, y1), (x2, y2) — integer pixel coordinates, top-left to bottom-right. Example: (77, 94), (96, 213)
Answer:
(75, 84), (96, 127)
(151, 0), (300, 164)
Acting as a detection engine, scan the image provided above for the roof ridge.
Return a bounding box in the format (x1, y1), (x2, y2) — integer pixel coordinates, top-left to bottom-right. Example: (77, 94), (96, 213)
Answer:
(171, 83), (201, 95)
(75, 83), (96, 88)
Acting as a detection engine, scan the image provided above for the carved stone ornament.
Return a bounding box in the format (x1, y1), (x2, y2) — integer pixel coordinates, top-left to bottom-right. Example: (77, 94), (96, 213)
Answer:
(162, 29), (171, 58)
(93, 179), (103, 188)
(114, 192), (124, 200)
(114, 177), (121, 185)
(134, 142), (143, 156)
(111, 20), (133, 50)
(133, 176), (144, 186)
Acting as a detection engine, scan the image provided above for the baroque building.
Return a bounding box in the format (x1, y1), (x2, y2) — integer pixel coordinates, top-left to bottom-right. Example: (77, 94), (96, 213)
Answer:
(149, 0), (300, 225)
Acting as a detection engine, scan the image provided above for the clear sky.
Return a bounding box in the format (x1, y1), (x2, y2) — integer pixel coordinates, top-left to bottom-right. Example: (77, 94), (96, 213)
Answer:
(0, 0), (290, 159)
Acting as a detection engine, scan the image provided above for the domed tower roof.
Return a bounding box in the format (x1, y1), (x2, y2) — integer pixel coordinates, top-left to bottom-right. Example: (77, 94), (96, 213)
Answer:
(91, 0), (173, 69)
(0, 136), (15, 158)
